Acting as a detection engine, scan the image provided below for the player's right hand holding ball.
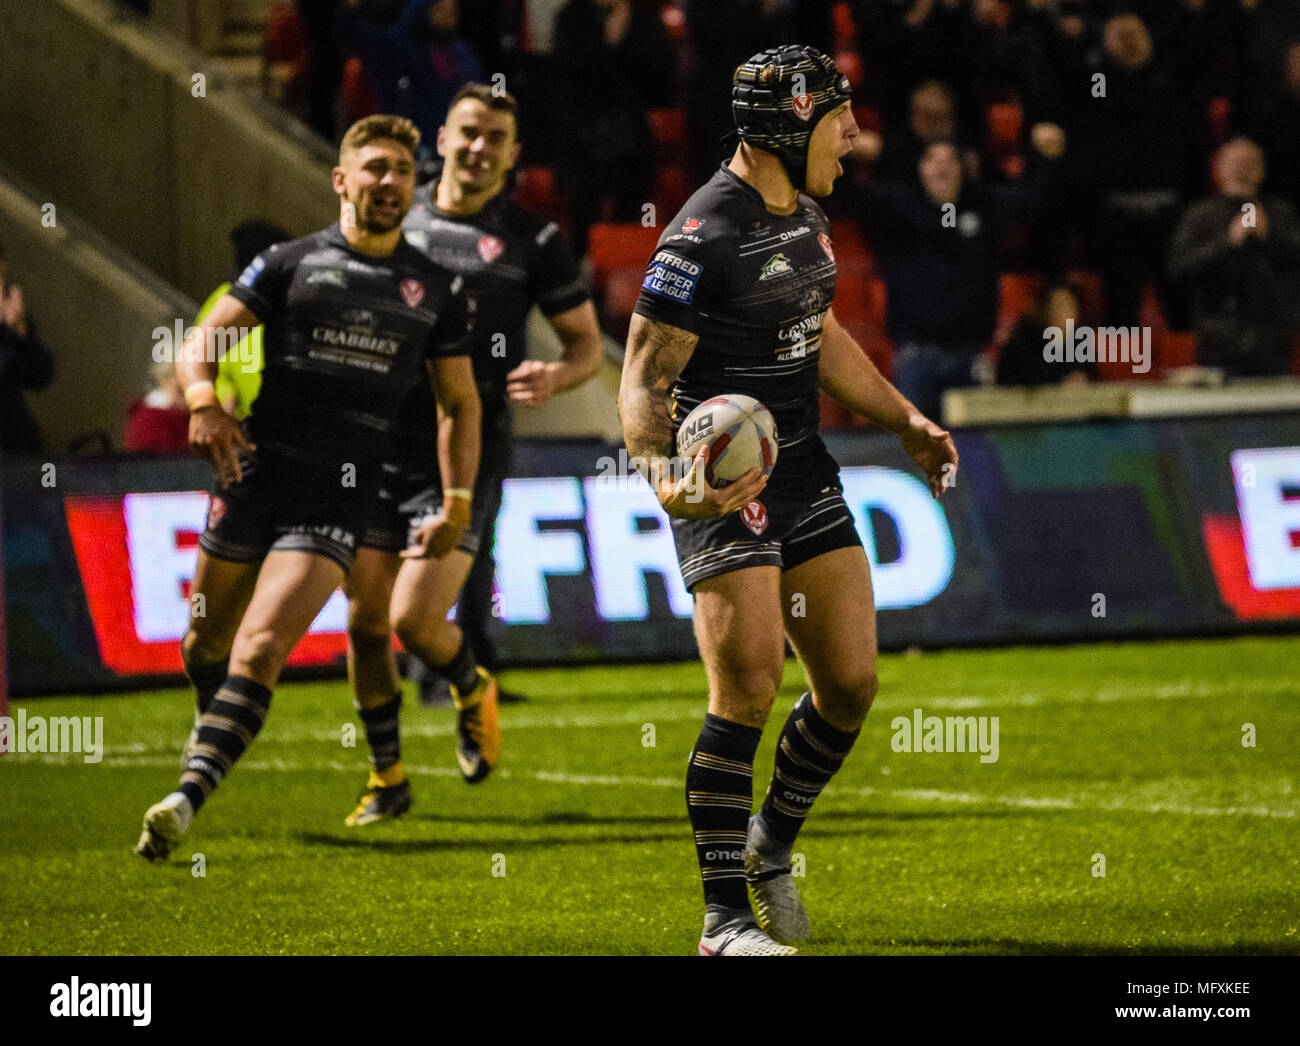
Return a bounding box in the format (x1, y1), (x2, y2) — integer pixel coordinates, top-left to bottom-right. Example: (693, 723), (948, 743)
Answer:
(656, 445), (768, 520)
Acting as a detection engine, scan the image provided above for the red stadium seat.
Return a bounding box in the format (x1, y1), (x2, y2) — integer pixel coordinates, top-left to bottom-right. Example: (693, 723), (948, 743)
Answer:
(648, 108), (686, 153)
(654, 164), (691, 219)
(589, 223), (661, 282)
(263, 3), (307, 100)
(340, 56), (377, 126)
(512, 165), (569, 230)
(996, 271), (1045, 347)
(265, 3), (305, 66)
(831, 1), (857, 51)
(1161, 330), (1197, 370)
(588, 223), (663, 336)
(852, 106), (883, 133)
(1208, 96), (1232, 147)
(986, 102), (1023, 151)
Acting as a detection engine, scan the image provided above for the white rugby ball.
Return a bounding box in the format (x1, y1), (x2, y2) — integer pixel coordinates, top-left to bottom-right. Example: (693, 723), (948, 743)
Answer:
(676, 394), (778, 487)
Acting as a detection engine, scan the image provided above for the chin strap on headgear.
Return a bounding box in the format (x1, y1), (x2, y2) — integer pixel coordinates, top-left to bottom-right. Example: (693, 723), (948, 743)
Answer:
(731, 45), (852, 191)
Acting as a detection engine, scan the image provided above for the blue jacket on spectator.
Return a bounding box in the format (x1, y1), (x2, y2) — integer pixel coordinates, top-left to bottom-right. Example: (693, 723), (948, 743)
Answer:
(340, 0), (484, 152)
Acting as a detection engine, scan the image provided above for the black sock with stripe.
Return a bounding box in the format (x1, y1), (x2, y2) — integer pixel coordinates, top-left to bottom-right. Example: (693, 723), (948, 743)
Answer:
(686, 713), (762, 912)
(357, 692), (402, 774)
(182, 655), (229, 716)
(436, 638), (480, 698)
(757, 692), (860, 848)
(179, 674), (272, 813)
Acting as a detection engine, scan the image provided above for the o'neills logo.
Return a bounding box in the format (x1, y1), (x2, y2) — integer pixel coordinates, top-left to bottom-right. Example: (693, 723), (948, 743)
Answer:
(792, 93), (814, 121)
(400, 278), (425, 307)
(741, 500), (769, 535)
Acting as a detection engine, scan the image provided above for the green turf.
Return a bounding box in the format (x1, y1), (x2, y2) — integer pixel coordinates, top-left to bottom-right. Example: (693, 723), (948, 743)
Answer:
(1, 636), (1296, 955)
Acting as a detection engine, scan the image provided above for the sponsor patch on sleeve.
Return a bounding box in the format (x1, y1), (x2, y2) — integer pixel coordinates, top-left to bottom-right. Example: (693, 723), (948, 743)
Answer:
(236, 255), (267, 288)
(642, 250), (702, 305)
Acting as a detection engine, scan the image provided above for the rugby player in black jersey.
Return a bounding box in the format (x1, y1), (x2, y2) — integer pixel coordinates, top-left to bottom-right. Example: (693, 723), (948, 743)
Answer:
(619, 47), (959, 954)
(136, 115), (482, 861)
(341, 85), (602, 824)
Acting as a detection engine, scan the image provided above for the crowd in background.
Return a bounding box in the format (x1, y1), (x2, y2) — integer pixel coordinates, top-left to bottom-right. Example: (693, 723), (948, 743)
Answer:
(9, 0), (1300, 455)
(286, 0), (1300, 404)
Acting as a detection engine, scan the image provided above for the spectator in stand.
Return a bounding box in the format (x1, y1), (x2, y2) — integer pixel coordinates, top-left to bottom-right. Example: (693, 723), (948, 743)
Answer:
(124, 360), (190, 453)
(0, 241), (55, 456)
(551, 0), (673, 250)
(1245, 40), (1300, 216)
(860, 0), (974, 133)
(683, 0), (793, 185)
(864, 137), (1061, 420)
(996, 280), (1092, 387)
(1053, 11), (1200, 327)
(854, 80), (983, 184)
(1168, 137), (1300, 378)
(297, 0), (346, 141)
(340, 0), (483, 171)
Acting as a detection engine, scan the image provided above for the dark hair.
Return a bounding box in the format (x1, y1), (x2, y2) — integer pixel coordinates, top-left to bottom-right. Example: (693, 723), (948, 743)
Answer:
(230, 220), (290, 280)
(447, 82), (520, 129)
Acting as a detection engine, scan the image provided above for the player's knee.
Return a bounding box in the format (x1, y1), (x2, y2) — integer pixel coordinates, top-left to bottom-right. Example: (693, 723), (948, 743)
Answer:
(713, 657), (783, 712)
(820, 667), (878, 726)
(231, 627), (292, 681)
(391, 605), (443, 656)
(346, 599), (391, 649)
(181, 624), (228, 667)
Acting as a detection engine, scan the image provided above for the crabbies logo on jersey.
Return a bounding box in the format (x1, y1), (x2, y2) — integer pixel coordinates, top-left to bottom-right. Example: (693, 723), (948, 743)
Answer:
(792, 93), (814, 121)
(306, 269), (346, 289)
(477, 235), (505, 263)
(818, 232), (835, 262)
(759, 253), (794, 281)
(741, 500), (769, 535)
(682, 217), (705, 234)
(643, 250), (701, 304)
(400, 278), (425, 307)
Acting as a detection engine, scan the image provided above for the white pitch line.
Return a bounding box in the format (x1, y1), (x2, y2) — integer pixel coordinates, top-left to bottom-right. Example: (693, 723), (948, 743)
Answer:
(11, 753), (1295, 820)
(28, 674), (1290, 756)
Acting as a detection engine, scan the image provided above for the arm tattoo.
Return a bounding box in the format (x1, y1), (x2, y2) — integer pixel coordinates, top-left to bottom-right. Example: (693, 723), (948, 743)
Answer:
(618, 316), (699, 483)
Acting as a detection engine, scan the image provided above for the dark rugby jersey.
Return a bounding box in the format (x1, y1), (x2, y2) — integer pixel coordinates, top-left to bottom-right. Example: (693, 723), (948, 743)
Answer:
(396, 184), (589, 466)
(227, 223), (471, 478)
(633, 165), (838, 460)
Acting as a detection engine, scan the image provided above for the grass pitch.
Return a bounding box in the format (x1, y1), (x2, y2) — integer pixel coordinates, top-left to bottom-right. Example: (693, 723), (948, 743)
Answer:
(1, 636), (1296, 956)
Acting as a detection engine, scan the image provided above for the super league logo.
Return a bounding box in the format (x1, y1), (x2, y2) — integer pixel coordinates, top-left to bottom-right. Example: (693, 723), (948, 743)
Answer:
(477, 235), (504, 263)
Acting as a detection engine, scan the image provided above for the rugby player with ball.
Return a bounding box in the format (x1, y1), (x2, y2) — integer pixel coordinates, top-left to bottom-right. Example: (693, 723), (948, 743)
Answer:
(619, 46), (958, 955)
